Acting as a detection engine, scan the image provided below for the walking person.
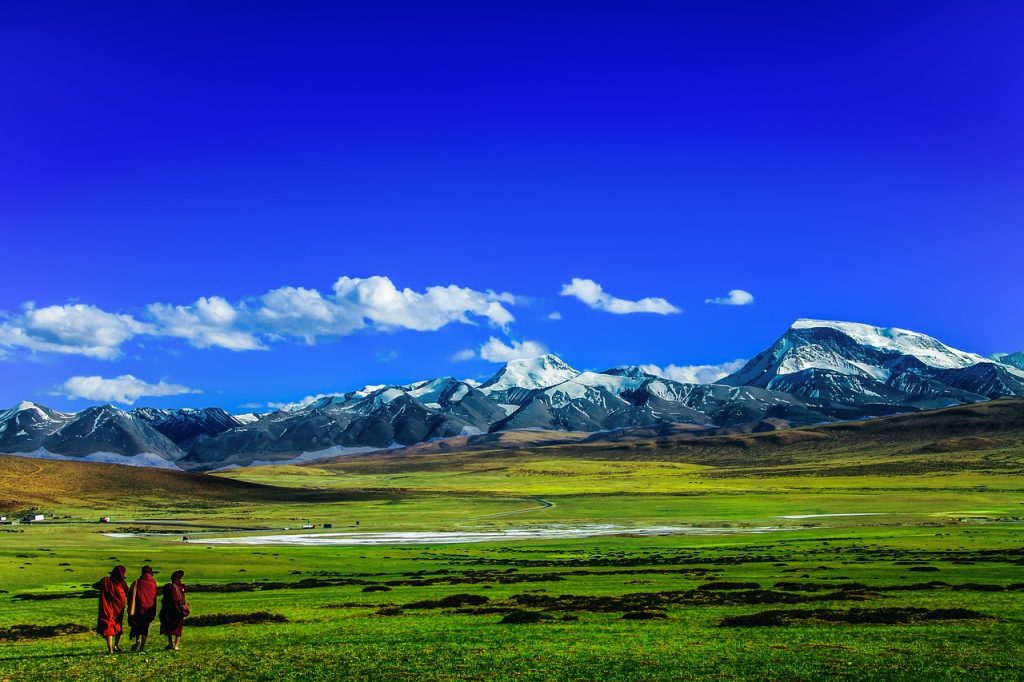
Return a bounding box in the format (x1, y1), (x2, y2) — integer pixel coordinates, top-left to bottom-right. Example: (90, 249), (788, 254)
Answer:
(159, 570), (189, 651)
(92, 565), (128, 654)
(128, 565), (158, 652)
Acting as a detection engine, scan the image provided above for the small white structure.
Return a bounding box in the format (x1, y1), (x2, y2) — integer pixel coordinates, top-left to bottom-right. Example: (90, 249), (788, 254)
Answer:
(301, 524), (315, 529)
(21, 514), (45, 523)
(100, 516), (111, 523)
(0, 516), (7, 523)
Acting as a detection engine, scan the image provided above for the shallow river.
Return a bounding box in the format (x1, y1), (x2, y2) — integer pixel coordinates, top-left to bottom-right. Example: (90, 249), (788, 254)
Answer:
(166, 524), (797, 546)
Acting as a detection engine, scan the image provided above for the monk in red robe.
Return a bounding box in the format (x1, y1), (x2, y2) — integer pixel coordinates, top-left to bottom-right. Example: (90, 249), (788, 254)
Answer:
(159, 570), (188, 650)
(128, 565), (158, 652)
(92, 565), (128, 654)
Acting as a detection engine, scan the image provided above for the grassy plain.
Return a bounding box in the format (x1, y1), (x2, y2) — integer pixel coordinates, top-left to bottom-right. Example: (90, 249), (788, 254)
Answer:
(1, 400), (1023, 680)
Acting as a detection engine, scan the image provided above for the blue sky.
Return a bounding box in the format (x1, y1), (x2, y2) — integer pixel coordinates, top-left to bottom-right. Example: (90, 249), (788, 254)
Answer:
(1, 1), (1022, 411)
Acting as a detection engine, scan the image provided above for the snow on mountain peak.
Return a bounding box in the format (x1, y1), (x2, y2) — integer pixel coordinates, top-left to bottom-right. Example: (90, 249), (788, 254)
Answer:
(788, 319), (987, 371)
(404, 377), (463, 403)
(480, 354), (580, 393)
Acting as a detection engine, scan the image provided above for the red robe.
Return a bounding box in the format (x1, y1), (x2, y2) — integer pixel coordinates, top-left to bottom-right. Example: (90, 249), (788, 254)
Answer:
(93, 576), (128, 637)
(128, 574), (158, 637)
(159, 582), (187, 636)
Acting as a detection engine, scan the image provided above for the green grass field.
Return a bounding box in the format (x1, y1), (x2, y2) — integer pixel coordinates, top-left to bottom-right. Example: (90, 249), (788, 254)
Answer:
(1, 401), (1023, 680)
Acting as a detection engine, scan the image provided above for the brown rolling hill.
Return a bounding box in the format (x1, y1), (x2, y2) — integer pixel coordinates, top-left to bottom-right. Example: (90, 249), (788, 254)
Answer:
(0, 454), (388, 513)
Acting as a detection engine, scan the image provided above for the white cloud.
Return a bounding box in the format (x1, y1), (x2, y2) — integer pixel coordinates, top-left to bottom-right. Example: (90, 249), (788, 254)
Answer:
(479, 337), (549, 363)
(547, 311), (562, 320)
(705, 289), (755, 306)
(639, 359), (747, 385)
(454, 338), (549, 363)
(0, 276), (520, 358)
(0, 303), (153, 359)
(560, 278), (680, 315)
(148, 296), (266, 351)
(332, 276), (515, 331)
(255, 286), (362, 343)
(59, 374), (201, 405)
(265, 393), (336, 411)
(149, 277), (517, 350)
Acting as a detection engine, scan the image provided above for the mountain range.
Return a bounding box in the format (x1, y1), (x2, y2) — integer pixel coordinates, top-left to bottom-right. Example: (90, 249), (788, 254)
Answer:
(2, 319), (1023, 470)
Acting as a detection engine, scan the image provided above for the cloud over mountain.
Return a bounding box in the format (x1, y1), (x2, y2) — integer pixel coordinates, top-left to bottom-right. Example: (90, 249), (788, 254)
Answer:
(0, 303), (154, 359)
(705, 289), (755, 306)
(0, 276), (519, 358)
(560, 278), (680, 315)
(59, 374), (201, 405)
(639, 359), (748, 384)
(455, 337), (550, 363)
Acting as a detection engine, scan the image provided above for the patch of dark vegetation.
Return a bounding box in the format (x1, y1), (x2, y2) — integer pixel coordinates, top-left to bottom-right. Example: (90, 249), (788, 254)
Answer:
(720, 607), (995, 627)
(12, 571), (565, 602)
(621, 610), (667, 620)
(12, 589), (98, 602)
(505, 587), (871, 615)
(383, 570), (565, 587)
(448, 553), (781, 569)
(918, 436), (1009, 453)
(877, 581), (951, 591)
(188, 577), (370, 593)
(0, 623), (90, 641)
(454, 606), (515, 616)
(774, 581), (869, 592)
(188, 612), (288, 627)
(404, 593), (491, 609)
(439, 593), (490, 608)
(500, 610), (551, 624)
(699, 581), (761, 590)
(908, 566), (939, 572)
(375, 606), (403, 616)
(362, 585), (391, 593)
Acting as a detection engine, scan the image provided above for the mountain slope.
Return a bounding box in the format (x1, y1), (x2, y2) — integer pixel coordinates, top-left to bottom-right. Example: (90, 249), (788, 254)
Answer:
(0, 453), (390, 511)
(722, 319), (1024, 411)
(133, 407), (246, 451)
(0, 402), (184, 467)
(478, 355), (581, 406)
(182, 383), (487, 468)
(993, 351), (1024, 371)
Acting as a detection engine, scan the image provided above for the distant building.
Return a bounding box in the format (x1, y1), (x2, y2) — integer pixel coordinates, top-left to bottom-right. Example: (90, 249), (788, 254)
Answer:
(21, 514), (44, 523)
(100, 516), (111, 523)
(0, 516), (8, 523)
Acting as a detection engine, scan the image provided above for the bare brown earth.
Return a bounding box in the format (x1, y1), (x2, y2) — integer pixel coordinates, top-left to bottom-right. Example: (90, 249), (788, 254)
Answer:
(0, 454), (391, 511)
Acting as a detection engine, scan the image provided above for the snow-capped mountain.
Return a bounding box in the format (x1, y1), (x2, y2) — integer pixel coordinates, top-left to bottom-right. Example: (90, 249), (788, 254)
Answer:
(180, 379), (499, 468)
(3, 319), (1022, 470)
(992, 351), (1024, 371)
(493, 366), (832, 432)
(132, 407), (246, 449)
(0, 402), (184, 468)
(721, 319), (1024, 408)
(478, 355), (581, 406)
